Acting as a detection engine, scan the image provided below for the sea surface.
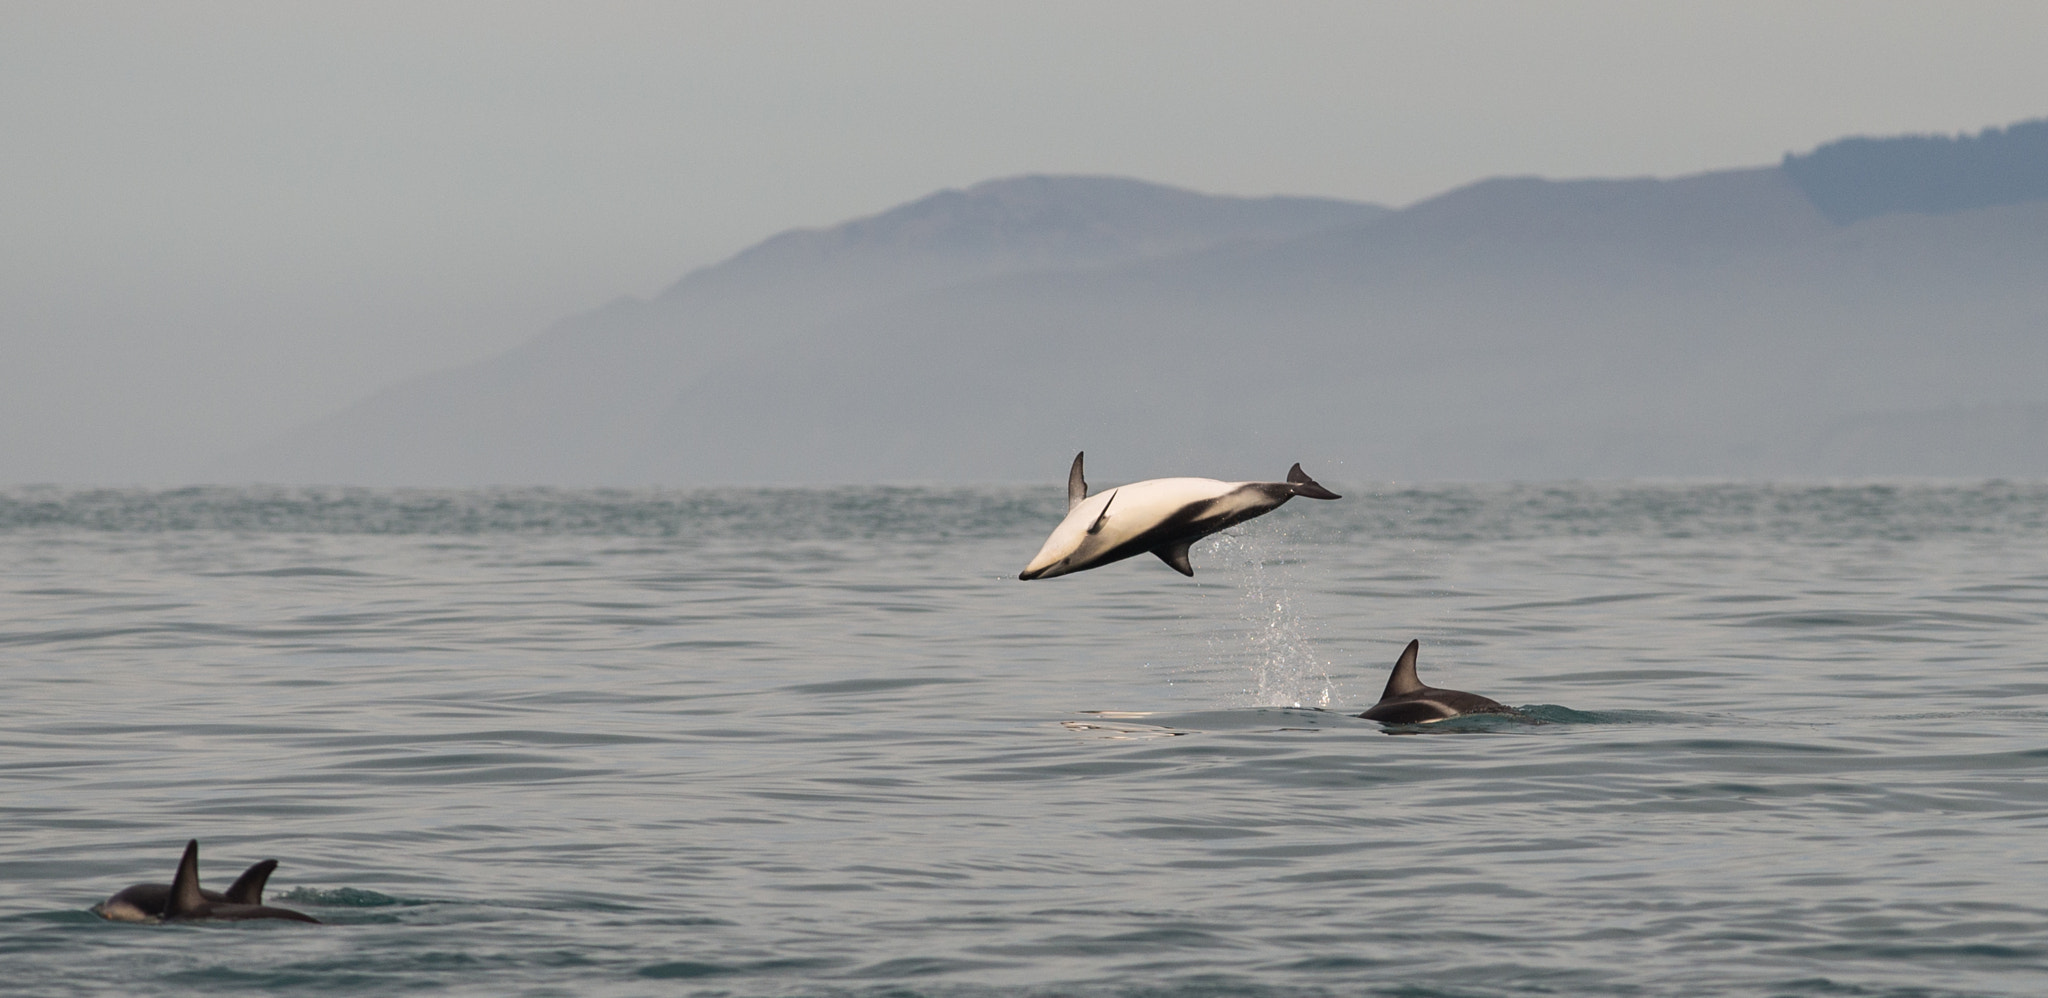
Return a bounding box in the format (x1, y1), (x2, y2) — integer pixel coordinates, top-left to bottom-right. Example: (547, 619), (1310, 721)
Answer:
(4, 482), (2048, 997)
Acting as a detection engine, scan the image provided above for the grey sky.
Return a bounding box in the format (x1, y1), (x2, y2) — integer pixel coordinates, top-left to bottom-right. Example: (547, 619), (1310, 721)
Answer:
(4, 1), (2047, 482)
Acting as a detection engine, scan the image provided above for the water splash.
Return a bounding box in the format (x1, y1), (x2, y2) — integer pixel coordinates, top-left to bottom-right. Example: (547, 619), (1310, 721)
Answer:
(1201, 526), (1338, 710)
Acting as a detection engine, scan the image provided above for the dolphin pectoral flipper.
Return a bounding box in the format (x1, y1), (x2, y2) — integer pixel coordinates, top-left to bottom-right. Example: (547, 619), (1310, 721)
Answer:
(1153, 540), (1195, 577)
(224, 860), (278, 906)
(1285, 464), (1341, 500)
(1068, 452), (1088, 511)
(1087, 491), (1116, 534)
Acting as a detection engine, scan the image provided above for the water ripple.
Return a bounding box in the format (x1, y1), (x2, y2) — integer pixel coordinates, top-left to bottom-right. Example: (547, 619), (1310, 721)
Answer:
(3, 484), (2047, 997)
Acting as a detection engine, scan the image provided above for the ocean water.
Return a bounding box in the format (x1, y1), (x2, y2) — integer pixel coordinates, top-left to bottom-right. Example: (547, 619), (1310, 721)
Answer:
(3, 482), (2048, 997)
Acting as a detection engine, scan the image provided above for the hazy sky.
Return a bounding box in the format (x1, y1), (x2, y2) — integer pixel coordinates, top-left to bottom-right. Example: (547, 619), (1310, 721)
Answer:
(4, 1), (2047, 482)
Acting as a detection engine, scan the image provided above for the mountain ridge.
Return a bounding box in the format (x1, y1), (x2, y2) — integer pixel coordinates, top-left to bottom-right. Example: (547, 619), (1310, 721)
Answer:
(1785, 118), (2048, 224)
(214, 119), (2048, 485)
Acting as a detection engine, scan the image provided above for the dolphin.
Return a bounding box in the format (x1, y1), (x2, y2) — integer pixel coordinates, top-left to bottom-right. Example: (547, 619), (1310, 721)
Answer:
(90, 857), (279, 921)
(1018, 452), (1341, 580)
(91, 840), (319, 924)
(1357, 640), (1520, 724)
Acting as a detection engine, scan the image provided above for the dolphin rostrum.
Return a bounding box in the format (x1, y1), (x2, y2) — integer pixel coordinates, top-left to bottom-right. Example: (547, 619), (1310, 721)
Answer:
(1358, 640), (1519, 724)
(1018, 452), (1341, 580)
(92, 840), (320, 924)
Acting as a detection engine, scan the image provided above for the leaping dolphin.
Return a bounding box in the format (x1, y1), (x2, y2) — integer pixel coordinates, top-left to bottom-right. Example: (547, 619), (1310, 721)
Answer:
(1357, 640), (1519, 724)
(91, 840), (320, 924)
(1019, 452), (1340, 580)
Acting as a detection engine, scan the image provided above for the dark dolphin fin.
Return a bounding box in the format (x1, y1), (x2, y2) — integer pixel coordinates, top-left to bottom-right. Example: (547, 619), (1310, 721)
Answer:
(1380, 640), (1425, 701)
(1153, 540), (1195, 577)
(224, 859), (278, 906)
(168, 840), (207, 919)
(1067, 452), (1087, 511)
(1285, 464), (1341, 500)
(1087, 490), (1116, 534)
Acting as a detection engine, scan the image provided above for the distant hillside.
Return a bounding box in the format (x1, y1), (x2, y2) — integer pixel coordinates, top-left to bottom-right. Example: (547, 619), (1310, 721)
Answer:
(1783, 118), (2048, 224)
(216, 177), (1385, 485)
(641, 174), (1388, 332)
(217, 119), (2048, 486)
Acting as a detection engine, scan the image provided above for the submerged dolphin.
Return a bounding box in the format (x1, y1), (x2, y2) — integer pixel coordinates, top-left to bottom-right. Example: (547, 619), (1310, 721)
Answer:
(1358, 640), (1519, 724)
(92, 840), (319, 924)
(1019, 452), (1341, 580)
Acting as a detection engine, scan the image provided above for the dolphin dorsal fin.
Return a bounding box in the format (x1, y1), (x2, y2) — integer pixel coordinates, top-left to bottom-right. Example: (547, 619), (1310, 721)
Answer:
(168, 840), (207, 918)
(1067, 452), (1087, 511)
(1153, 540), (1195, 577)
(1380, 640), (1425, 700)
(224, 859), (279, 906)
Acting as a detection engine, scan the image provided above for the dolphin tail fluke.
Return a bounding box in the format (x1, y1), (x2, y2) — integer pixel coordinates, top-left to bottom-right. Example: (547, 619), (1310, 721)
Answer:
(168, 840), (207, 918)
(1067, 452), (1088, 511)
(224, 859), (279, 906)
(1285, 464), (1340, 500)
